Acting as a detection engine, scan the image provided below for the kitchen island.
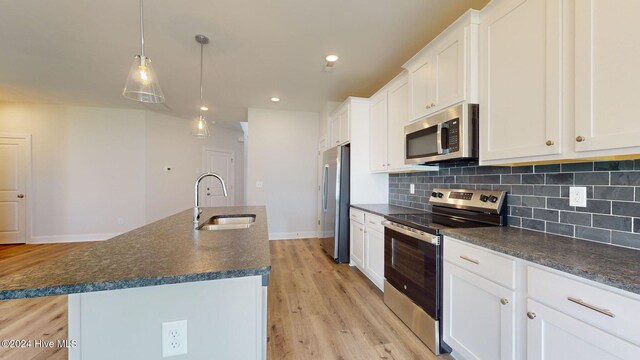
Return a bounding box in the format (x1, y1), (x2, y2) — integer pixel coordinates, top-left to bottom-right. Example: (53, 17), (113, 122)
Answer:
(0, 206), (271, 359)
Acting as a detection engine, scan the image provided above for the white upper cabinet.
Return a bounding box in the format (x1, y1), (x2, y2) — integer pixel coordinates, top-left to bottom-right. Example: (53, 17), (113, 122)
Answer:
(387, 77), (411, 170)
(479, 0), (563, 163)
(369, 91), (389, 172)
(574, 0), (640, 155)
(368, 72), (437, 173)
(330, 103), (350, 146)
(404, 10), (479, 122)
(479, 0), (640, 165)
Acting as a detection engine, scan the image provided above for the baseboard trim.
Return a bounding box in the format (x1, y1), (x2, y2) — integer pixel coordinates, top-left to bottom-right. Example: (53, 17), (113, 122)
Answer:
(29, 233), (120, 244)
(269, 231), (319, 240)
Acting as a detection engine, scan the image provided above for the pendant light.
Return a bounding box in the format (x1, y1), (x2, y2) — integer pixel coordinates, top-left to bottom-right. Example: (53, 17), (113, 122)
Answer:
(192, 34), (211, 138)
(122, 0), (165, 103)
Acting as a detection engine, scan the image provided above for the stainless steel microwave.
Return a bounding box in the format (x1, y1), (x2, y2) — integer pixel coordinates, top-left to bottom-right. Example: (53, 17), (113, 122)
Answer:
(404, 103), (479, 165)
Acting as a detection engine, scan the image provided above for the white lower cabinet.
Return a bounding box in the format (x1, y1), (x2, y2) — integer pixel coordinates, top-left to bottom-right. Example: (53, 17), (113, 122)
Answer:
(349, 208), (384, 291)
(364, 226), (384, 290)
(444, 237), (640, 360)
(349, 209), (365, 270)
(526, 299), (640, 360)
(443, 247), (516, 360)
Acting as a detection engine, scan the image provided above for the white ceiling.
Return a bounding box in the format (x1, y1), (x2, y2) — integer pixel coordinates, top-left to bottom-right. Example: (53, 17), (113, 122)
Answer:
(0, 0), (489, 128)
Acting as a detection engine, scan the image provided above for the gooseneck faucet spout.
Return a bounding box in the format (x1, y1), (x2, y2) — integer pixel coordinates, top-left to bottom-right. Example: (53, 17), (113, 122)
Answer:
(194, 172), (228, 228)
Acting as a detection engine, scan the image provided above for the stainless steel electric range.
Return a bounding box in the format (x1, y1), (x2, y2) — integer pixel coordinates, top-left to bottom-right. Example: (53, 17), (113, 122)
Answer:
(382, 188), (507, 355)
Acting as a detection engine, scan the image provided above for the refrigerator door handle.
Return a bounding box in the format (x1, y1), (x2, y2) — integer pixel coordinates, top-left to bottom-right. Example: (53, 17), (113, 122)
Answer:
(322, 164), (329, 212)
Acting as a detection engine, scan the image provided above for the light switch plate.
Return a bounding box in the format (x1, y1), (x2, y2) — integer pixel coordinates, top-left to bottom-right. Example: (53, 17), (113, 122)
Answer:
(569, 187), (587, 207)
(410, 184), (415, 194)
(256, 181), (264, 188)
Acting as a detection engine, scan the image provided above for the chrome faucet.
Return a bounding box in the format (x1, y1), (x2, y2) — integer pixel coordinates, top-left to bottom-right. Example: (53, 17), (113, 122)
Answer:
(194, 172), (228, 228)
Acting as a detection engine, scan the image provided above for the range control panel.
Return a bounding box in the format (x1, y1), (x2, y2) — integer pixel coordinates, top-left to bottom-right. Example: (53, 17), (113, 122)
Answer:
(429, 188), (506, 214)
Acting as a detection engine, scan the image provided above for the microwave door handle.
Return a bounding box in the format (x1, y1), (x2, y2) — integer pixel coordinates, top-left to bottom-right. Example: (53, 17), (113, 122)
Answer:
(436, 123), (444, 155)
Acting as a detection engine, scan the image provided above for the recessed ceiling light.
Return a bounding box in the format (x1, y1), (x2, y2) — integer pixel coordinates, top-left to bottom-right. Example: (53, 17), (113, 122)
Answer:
(325, 54), (339, 62)
(270, 97), (280, 103)
(200, 106), (208, 111)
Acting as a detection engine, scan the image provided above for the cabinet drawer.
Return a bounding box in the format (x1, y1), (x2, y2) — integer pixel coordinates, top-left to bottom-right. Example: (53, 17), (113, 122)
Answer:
(350, 208), (365, 224)
(365, 213), (385, 233)
(444, 238), (516, 289)
(528, 266), (640, 346)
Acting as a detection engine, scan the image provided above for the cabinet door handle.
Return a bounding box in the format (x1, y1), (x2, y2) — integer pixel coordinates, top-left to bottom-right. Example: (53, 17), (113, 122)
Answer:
(567, 296), (615, 318)
(546, 140), (554, 146)
(459, 255), (479, 265)
(425, 105), (430, 109)
(576, 136), (586, 142)
(17, 194), (25, 198)
(430, 103), (435, 107)
(500, 298), (509, 305)
(527, 311), (536, 320)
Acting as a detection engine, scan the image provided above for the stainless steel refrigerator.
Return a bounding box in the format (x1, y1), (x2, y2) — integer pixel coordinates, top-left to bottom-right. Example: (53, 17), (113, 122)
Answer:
(320, 145), (350, 263)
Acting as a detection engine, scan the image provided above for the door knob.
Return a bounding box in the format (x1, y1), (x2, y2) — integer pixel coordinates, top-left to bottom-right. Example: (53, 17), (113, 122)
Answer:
(17, 194), (24, 198)
(545, 140), (554, 146)
(576, 136), (585, 142)
(500, 298), (509, 305)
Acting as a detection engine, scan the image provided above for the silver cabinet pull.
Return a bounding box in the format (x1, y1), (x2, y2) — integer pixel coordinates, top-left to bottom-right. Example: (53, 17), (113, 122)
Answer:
(546, 140), (554, 146)
(567, 296), (615, 318)
(576, 136), (586, 142)
(17, 194), (25, 198)
(527, 312), (536, 320)
(369, 220), (377, 225)
(500, 298), (509, 305)
(459, 255), (479, 265)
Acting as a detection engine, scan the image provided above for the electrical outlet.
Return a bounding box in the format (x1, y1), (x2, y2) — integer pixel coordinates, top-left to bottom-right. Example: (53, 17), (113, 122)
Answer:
(116, 218), (124, 225)
(410, 184), (415, 194)
(256, 181), (263, 188)
(569, 186), (587, 207)
(162, 320), (187, 357)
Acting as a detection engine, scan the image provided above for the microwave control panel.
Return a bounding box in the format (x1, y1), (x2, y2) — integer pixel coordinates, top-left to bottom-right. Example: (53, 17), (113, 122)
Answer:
(446, 118), (460, 153)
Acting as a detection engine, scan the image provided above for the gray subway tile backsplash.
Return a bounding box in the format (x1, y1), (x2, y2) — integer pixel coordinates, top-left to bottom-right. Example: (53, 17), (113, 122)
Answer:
(388, 159), (640, 250)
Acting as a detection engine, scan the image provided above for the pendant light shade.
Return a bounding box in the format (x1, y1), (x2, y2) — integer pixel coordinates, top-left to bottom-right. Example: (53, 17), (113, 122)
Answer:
(122, 0), (165, 103)
(192, 115), (210, 138)
(192, 34), (211, 138)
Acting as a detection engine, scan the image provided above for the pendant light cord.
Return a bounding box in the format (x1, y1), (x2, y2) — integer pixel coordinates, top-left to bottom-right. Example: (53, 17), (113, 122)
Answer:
(139, 0), (145, 58)
(199, 42), (204, 117)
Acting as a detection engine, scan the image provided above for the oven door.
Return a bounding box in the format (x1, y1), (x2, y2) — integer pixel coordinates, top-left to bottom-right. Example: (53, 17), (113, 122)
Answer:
(384, 225), (441, 320)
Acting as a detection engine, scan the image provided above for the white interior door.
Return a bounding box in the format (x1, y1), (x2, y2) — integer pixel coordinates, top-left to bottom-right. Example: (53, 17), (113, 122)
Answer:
(202, 148), (234, 207)
(0, 134), (30, 244)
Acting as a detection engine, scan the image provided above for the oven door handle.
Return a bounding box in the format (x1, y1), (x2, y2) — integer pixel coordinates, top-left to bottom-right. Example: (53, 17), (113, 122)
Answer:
(382, 221), (440, 245)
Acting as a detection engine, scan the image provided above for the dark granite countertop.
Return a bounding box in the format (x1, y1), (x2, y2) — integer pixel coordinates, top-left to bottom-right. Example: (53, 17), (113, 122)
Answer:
(350, 204), (426, 217)
(442, 227), (640, 295)
(0, 206), (271, 300)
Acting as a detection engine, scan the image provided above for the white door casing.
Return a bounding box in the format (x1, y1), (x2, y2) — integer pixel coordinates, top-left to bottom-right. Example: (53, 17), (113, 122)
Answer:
(0, 134), (31, 244)
(202, 148), (235, 207)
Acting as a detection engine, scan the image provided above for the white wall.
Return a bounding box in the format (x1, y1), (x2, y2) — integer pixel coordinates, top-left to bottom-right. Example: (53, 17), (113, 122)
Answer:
(0, 102), (245, 243)
(246, 108), (319, 240)
(0, 104), (147, 242)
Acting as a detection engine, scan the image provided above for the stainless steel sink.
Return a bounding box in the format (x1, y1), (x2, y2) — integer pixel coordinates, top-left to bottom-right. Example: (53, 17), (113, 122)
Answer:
(197, 214), (256, 231)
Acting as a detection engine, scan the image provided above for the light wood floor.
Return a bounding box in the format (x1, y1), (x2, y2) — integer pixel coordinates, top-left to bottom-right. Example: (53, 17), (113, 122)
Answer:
(268, 239), (449, 360)
(1, 240), (448, 359)
(0, 242), (91, 360)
